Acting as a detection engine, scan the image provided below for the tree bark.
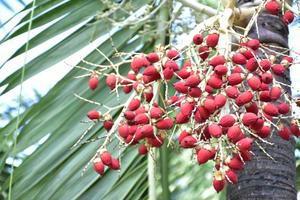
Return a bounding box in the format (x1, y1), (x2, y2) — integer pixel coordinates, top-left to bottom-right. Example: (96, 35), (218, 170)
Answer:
(227, 1), (297, 200)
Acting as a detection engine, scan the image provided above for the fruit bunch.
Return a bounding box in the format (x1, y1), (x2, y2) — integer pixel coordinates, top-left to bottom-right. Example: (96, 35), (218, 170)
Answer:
(265, 0), (295, 25)
(79, 1), (298, 192)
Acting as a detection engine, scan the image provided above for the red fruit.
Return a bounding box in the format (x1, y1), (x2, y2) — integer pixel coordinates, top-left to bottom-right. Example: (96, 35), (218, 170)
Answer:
(141, 76), (151, 84)
(233, 66), (244, 74)
(128, 125), (137, 135)
(207, 75), (223, 89)
(178, 130), (189, 143)
(181, 102), (194, 117)
(271, 64), (285, 75)
(265, 0), (281, 15)
(156, 118), (174, 129)
(148, 135), (164, 147)
(177, 68), (191, 79)
(135, 106), (146, 115)
(134, 128), (144, 141)
(247, 39), (260, 50)
(106, 74), (117, 90)
(290, 123), (300, 137)
(118, 124), (129, 138)
(225, 86), (239, 99)
(259, 91), (271, 102)
(228, 73), (244, 85)
(131, 57), (150, 72)
(127, 71), (136, 81)
(251, 118), (264, 131)
(236, 91), (253, 106)
(260, 83), (269, 91)
(188, 87), (202, 98)
(283, 10), (294, 24)
(180, 136), (197, 148)
(203, 98), (216, 113)
(259, 59), (272, 71)
(103, 120), (113, 131)
(247, 75), (261, 91)
(124, 111), (135, 120)
(87, 110), (101, 120)
(100, 151), (112, 165)
(109, 158), (120, 170)
(282, 56), (293, 64)
(146, 52), (160, 63)
(278, 102), (290, 114)
(93, 160), (105, 175)
(134, 113), (149, 125)
(205, 85), (214, 94)
(214, 65), (228, 76)
(232, 53), (247, 65)
(194, 106), (210, 122)
(185, 74), (201, 87)
(213, 179), (225, 192)
(123, 85), (132, 94)
(227, 125), (242, 142)
(263, 113), (273, 121)
(166, 49), (180, 60)
(166, 95), (180, 106)
(278, 126), (290, 140)
(214, 94), (227, 108)
(208, 55), (226, 67)
(150, 107), (164, 119)
(208, 124), (223, 138)
(163, 67), (174, 80)
(263, 103), (279, 116)
(269, 86), (281, 100)
(219, 114), (236, 127)
(198, 46), (210, 60)
(246, 58), (258, 72)
(261, 72), (273, 84)
(258, 125), (271, 138)
(228, 156), (244, 170)
(89, 77), (99, 90)
(245, 102), (258, 114)
(141, 124), (154, 137)
(242, 112), (258, 126)
(144, 92), (153, 103)
(128, 98), (141, 111)
(237, 137), (253, 151)
(193, 34), (203, 45)
(226, 170), (238, 184)
(175, 112), (189, 124)
(138, 144), (148, 155)
(206, 33), (219, 48)
(197, 148), (212, 164)
(124, 135), (135, 145)
(173, 81), (189, 94)
(143, 65), (159, 76)
(240, 150), (252, 161)
(242, 49), (255, 59)
(164, 60), (179, 71)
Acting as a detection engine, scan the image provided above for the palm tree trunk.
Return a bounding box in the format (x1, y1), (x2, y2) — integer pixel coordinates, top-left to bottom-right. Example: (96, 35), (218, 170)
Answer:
(227, 2), (297, 199)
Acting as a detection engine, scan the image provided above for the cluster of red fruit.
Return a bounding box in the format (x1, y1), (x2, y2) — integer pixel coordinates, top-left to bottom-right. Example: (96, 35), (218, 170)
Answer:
(93, 150), (120, 175)
(82, 2), (297, 192)
(265, 0), (294, 24)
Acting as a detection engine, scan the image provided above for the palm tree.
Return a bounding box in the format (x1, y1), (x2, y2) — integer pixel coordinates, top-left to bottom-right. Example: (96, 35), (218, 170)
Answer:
(0, 0), (298, 200)
(227, 1), (297, 199)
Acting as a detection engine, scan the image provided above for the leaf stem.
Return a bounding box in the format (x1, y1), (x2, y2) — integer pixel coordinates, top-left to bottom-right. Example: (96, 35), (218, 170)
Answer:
(8, 1), (36, 199)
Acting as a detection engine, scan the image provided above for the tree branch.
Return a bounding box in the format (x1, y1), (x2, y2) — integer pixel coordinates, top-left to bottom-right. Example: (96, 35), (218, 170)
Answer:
(176, 0), (218, 16)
